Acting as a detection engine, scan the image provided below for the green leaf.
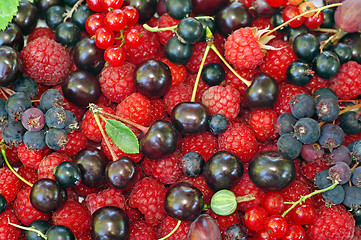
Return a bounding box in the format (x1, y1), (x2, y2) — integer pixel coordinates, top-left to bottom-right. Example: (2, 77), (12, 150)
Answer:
(210, 190), (237, 216)
(0, 0), (20, 31)
(104, 119), (139, 154)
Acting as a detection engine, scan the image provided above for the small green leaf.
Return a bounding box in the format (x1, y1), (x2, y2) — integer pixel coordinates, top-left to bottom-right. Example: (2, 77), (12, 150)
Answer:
(104, 119), (139, 154)
(210, 190), (237, 216)
(0, 0), (20, 31)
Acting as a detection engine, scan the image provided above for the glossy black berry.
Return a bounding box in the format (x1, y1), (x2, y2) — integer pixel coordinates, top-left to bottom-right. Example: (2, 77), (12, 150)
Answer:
(317, 33), (334, 51)
(248, 151), (296, 191)
(315, 97), (340, 122)
(124, 0), (157, 23)
(340, 33), (361, 64)
(0, 46), (23, 87)
(35, 0), (62, 19)
(71, 4), (93, 31)
(314, 87), (338, 102)
(0, 23), (24, 51)
(180, 152), (205, 178)
(208, 114), (228, 134)
(177, 17), (203, 44)
(54, 161), (82, 188)
(293, 117), (320, 144)
(293, 33), (320, 61)
(45, 5), (66, 30)
(289, 93), (315, 119)
(26, 220), (51, 240)
(312, 51), (340, 79)
(332, 43), (352, 64)
(106, 156), (137, 190)
(340, 111), (361, 134)
(286, 60), (313, 86)
(201, 63), (225, 86)
(203, 151), (244, 191)
(198, 17), (217, 41)
(320, 8), (335, 28)
(275, 112), (297, 135)
(13, 0), (39, 36)
(23, 130), (46, 151)
(165, 36), (193, 65)
(12, 76), (38, 99)
(277, 133), (302, 159)
(271, 11), (286, 31)
(165, 0), (192, 19)
(0, 194), (6, 214)
(55, 22), (81, 47)
(286, 25), (308, 44)
(46, 225), (75, 240)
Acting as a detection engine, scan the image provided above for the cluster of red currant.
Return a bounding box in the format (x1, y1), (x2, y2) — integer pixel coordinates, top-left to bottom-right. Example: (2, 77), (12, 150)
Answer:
(85, 0), (141, 66)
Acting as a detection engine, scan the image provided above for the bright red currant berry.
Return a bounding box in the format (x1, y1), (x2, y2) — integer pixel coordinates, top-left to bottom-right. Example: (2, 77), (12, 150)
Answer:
(124, 28), (144, 48)
(101, 0), (123, 10)
(283, 5), (305, 28)
(104, 46), (126, 67)
(122, 6), (139, 27)
(105, 9), (127, 31)
(266, 0), (287, 7)
(86, 13), (106, 36)
(290, 203), (315, 225)
(288, 0), (302, 6)
(95, 27), (115, 49)
(304, 11), (324, 29)
(87, 0), (105, 12)
(264, 215), (288, 238)
(282, 222), (306, 240)
(244, 206), (269, 231)
(261, 192), (285, 215)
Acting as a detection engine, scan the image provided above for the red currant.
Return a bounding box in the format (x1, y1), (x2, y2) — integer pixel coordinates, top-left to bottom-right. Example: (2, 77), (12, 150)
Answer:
(304, 11), (324, 29)
(86, 13), (106, 36)
(95, 27), (115, 49)
(266, 0), (287, 7)
(288, 0), (302, 6)
(257, 229), (278, 240)
(87, 0), (105, 12)
(290, 203), (315, 225)
(101, 0), (123, 10)
(282, 222), (306, 240)
(264, 215), (288, 238)
(104, 46), (126, 67)
(261, 192), (285, 215)
(283, 5), (305, 28)
(122, 6), (139, 27)
(105, 9), (127, 31)
(299, 1), (316, 17)
(244, 206), (268, 231)
(124, 28), (144, 48)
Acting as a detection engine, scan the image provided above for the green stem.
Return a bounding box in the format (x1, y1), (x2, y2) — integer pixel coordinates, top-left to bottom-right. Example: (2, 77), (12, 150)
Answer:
(93, 113), (118, 161)
(191, 44), (210, 102)
(1, 148), (33, 187)
(7, 218), (47, 239)
(339, 103), (361, 116)
(158, 220), (182, 240)
(282, 181), (338, 217)
(143, 24), (177, 33)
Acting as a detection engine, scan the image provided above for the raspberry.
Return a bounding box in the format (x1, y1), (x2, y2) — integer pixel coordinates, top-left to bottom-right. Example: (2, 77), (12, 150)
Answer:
(307, 205), (355, 240)
(179, 175), (215, 204)
(259, 40), (297, 83)
(209, 210), (241, 236)
(17, 165), (38, 186)
(157, 13), (179, 46)
(329, 61), (361, 100)
(129, 221), (157, 240)
(248, 108), (279, 142)
(163, 84), (192, 115)
(52, 200), (91, 238)
(21, 37), (71, 85)
(98, 62), (136, 103)
(123, 201), (144, 222)
(158, 216), (191, 240)
(0, 210), (21, 240)
(281, 179), (313, 206)
(17, 143), (51, 169)
(142, 151), (182, 185)
(181, 131), (219, 162)
(81, 104), (115, 142)
(273, 83), (309, 115)
(201, 85), (241, 120)
(13, 187), (50, 225)
(183, 73), (209, 103)
(56, 131), (88, 157)
(73, 183), (104, 197)
(129, 177), (167, 226)
(123, 24), (160, 65)
(0, 167), (22, 204)
(224, 27), (265, 70)
(224, 68), (260, 94)
(37, 152), (72, 180)
(5, 146), (22, 167)
(301, 159), (329, 182)
(85, 188), (126, 214)
(185, 41), (222, 73)
(150, 98), (167, 123)
(218, 123), (258, 162)
(304, 75), (329, 93)
(160, 57), (187, 86)
(27, 27), (56, 43)
(231, 171), (265, 212)
(116, 93), (152, 126)
(251, 17), (283, 41)
(353, 226), (361, 240)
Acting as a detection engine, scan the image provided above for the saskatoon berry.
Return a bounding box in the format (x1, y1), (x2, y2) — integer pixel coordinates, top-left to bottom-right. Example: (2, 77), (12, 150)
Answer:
(275, 112), (297, 136)
(106, 156), (137, 190)
(0, 98), (8, 123)
(315, 97), (340, 122)
(21, 107), (45, 131)
(300, 143), (324, 163)
(318, 123), (344, 150)
(330, 145), (352, 165)
(6, 92), (32, 120)
(45, 128), (68, 150)
(54, 161), (82, 188)
(39, 89), (64, 113)
(293, 117), (320, 144)
(343, 185), (361, 209)
(23, 130), (46, 151)
(315, 170), (332, 189)
(2, 120), (26, 146)
(328, 161), (351, 184)
(289, 93), (315, 119)
(180, 152), (205, 178)
(12, 76), (38, 99)
(64, 110), (78, 133)
(322, 184), (345, 205)
(277, 133), (302, 159)
(314, 87), (338, 102)
(351, 167), (361, 187)
(208, 114), (228, 135)
(45, 107), (67, 129)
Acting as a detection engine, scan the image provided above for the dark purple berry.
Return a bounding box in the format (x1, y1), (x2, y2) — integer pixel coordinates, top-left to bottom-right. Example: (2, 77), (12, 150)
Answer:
(275, 112), (297, 136)
(277, 133), (302, 159)
(293, 117), (320, 144)
(289, 93), (315, 119)
(319, 123), (344, 151)
(328, 161), (351, 184)
(45, 128), (68, 150)
(300, 143), (324, 162)
(208, 114), (228, 135)
(316, 97), (340, 122)
(180, 152), (205, 178)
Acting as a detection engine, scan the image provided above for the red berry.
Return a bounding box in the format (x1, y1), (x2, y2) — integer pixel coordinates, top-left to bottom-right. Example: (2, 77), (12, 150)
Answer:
(266, 0), (287, 7)
(283, 5), (305, 28)
(85, 13), (106, 36)
(122, 6), (139, 27)
(264, 215), (288, 238)
(101, 0), (123, 10)
(104, 45), (126, 67)
(87, 0), (105, 12)
(95, 27), (115, 49)
(261, 192), (285, 216)
(282, 222), (306, 240)
(244, 205), (269, 231)
(291, 204), (316, 225)
(304, 11), (324, 29)
(124, 28), (145, 48)
(105, 9), (127, 31)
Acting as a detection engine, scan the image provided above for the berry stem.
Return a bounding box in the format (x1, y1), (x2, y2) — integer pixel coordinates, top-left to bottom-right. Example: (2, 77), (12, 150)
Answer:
(7, 218), (47, 239)
(191, 43), (210, 102)
(312, 27), (338, 34)
(338, 102), (361, 116)
(0, 148), (33, 187)
(62, 0), (84, 22)
(282, 181), (338, 217)
(260, 3), (343, 41)
(158, 219), (182, 240)
(236, 193), (255, 203)
(143, 24), (177, 33)
(93, 113), (118, 161)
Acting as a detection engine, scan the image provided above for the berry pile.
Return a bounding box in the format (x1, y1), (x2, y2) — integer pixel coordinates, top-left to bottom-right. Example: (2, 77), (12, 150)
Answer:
(0, 0), (361, 239)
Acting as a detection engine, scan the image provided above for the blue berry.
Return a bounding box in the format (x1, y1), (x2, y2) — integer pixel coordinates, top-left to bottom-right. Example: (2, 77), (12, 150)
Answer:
(319, 123), (344, 151)
(289, 93), (315, 119)
(21, 108), (45, 131)
(2, 120), (26, 146)
(315, 170), (332, 189)
(316, 97), (339, 122)
(64, 110), (78, 133)
(45, 107), (67, 129)
(352, 140), (361, 162)
(180, 152), (205, 177)
(0, 98), (8, 123)
(330, 145), (352, 165)
(208, 114), (228, 134)
(343, 185), (361, 209)
(12, 76), (39, 99)
(340, 111), (361, 134)
(322, 184), (345, 205)
(5, 92), (32, 120)
(45, 128), (68, 150)
(23, 130), (46, 151)
(277, 133), (302, 159)
(352, 167), (361, 187)
(328, 161), (351, 184)
(275, 112), (297, 135)
(39, 89), (64, 113)
(293, 117), (320, 144)
(314, 87), (338, 102)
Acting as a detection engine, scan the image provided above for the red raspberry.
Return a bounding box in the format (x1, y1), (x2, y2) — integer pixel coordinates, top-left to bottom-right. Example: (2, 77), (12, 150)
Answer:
(17, 165), (38, 186)
(209, 209), (241, 237)
(160, 57), (187, 86)
(202, 85), (241, 120)
(85, 188), (126, 214)
(305, 75), (329, 93)
(218, 123), (258, 162)
(301, 159), (329, 182)
(225, 27), (265, 70)
(129, 221), (157, 240)
(329, 61), (361, 100)
(273, 83), (309, 115)
(81, 104), (115, 142)
(52, 201), (91, 238)
(181, 131), (219, 162)
(163, 83), (192, 115)
(142, 151), (182, 185)
(157, 13), (179, 46)
(37, 152), (72, 180)
(116, 93), (152, 126)
(231, 171), (265, 212)
(248, 108), (279, 142)
(123, 200), (144, 222)
(21, 37), (71, 85)
(98, 61), (136, 103)
(13, 187), (50, 225)
(224, 67), (260, 95)
(344, 131), (361, 147)
(0, 167), (22, 204)
(0, 210), (21, 240)
(56, 131), (88, 157)
(150, 98), (167, 123)
(259, 40), (297, 83)
(281, 179), (313, 206)
(27, 27), (55, 43)
(123, 24), (160, 65)
(183, 73), (209, 102)
(6, 146), (22, 167)
(179, 175), (215, 205)
(129, 177), (167, 226)
(158, 216), (191, 240)
(353, 226), (361, 240)
(251, 17), (283, 41)
(17, 143), (51, 169)
(307, 205), (355, 240)
(73, 183), (104, 197)
(185, 41), (222, 73)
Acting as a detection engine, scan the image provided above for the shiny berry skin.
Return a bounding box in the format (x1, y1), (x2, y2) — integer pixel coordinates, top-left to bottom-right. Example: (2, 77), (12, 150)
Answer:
(122, 6), (139, 26)
(283, 5), (304, 28)
(244, 205), (268, 231)
(0, 46), (23, 87)
(176, 17), (203, 44)
(291, 203), (316, 225)
(165, 35), (193, 65)
(46, 225), (75, 240)
(282, 222), (305, 240)
(104, 45), (126, 67)
(261, 192), (285, 215)
(86, 13), (106, 36)
(304, 11), (324, 29)
(95, 27), (115, 49)
(165, 0), (192, 19)
(106, 156), (137, 189)
(124, 28), (144, 48)
(102, 0), (123, 10)
(264, 215), (288, 238)
(105, 9), (127, 31)
(266, 0), (287, 7)
(87, 0), (106, 12)
(0, 194), (6, 214)
(54, 161), (82, 188)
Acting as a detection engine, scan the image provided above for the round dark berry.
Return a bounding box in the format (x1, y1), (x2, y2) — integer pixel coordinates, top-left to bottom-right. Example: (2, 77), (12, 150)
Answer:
(312, 51), (340, 79)
(45, 5), (66, 30)
(286, 60), (313, 86)
(277, 133), (302, 159)
(275, 112), (297, 136)
(45, 107), (67, 129)
(165, 36), (193, 65)
(289, 93), (315, 119)
(5, 91), (32, 120)
(332, 43), (352, 64)
(0, 194), (6, 214)
(340, 111), (361, 134)
(23, 130), (46, 151)
(165, 0), (192, 19)
(55, 22), (81, 47)
(45, 128), (68, 150)
(180, 152), (205, 178)
(177, 17), (203, 44)
(208, 114), (228, 135)
(319, 123), (344, 151)
(46, 225), (75, 240)
(26, 220), (52, 240)
(2, 120), (26, 146)
(54, 161), (82, 188)
(293, 33), (320, 61)
(201, 63), (226, 87)
(12, 76), (39, 99)
(293, 117), (320, 144)
(315, 97), (340, 122)
(39, 89), (64, 113)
